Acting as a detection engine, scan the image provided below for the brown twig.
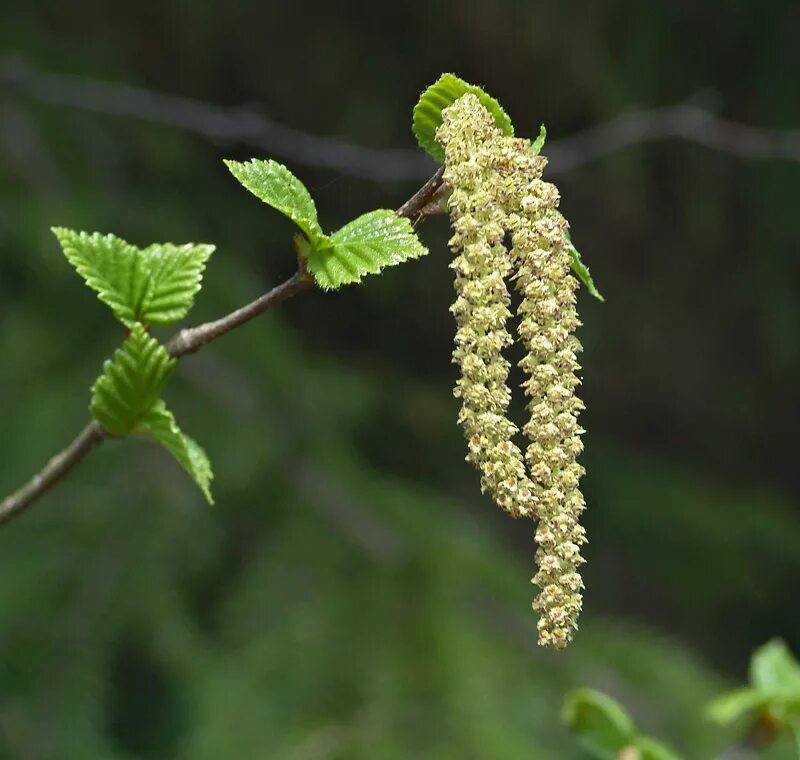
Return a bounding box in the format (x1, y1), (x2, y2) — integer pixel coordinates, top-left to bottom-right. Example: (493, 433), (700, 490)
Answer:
(0, 421), (106, 525)
(0, 171), (445, 527)
(166, 269), (314, 358)
(395, 166), (445, 218)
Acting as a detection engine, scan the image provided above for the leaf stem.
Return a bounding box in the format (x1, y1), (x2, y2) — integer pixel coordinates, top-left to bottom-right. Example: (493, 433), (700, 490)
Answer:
(0, 168), (445, 526)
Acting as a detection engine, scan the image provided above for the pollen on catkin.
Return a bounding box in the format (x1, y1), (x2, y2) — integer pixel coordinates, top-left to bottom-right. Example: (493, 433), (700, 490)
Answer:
(437, 93), (587, 650)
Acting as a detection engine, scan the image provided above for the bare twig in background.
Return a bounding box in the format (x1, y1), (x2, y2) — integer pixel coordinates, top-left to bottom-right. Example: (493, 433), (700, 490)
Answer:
(3, 59), (800, 180)
(0, 58), (435, 182)
(0, 169), (446, 526)
(545, 99), (800, 173)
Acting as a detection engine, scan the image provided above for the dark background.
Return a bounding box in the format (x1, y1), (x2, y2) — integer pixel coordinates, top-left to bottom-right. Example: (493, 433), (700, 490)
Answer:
(1, 1), (798, 758)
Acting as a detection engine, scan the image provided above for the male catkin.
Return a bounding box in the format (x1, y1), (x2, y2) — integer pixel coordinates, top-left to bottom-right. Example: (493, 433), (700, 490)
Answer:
(437, 94), (587, 649)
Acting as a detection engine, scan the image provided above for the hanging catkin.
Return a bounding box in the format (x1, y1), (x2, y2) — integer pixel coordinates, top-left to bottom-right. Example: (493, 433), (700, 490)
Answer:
(437, 93), (587, 649)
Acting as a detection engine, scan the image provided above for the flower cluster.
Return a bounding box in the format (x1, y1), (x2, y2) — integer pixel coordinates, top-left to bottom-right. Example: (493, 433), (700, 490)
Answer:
(437, 94), (587, 649)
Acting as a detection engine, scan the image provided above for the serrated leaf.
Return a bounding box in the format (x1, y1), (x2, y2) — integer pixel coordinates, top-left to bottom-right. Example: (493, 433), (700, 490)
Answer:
(140, 242), (215, 324)
(707, 688), (769, 725)
(90, 325), (175, 436)
(54, 228), (214, 326)
(531, 123), (547, 155)
(224, 159), (323, 241)
(567, 234), (605, 302)
(53, 228), (150, 326)
(632, 736), (683, 760)
(136, 401), (214, 504)
(750, 640), (800, 695)
(562, 689), (636, 760)
(308, 209), (428, 290)
(413, 73), (514, 163)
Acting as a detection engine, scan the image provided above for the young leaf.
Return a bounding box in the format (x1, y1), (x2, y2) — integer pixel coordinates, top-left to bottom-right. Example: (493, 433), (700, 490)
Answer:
(140, 242), (215, 325)
(531, 123), (547, 155)
(750, 639), (800, 695)
(707, 688), (770, 725)
(308, 209), (428, 290)
(224, 159), (323, 241)
(567, 234), (605, 302)
(136, 401), (214, 504)
(90, 325), (175, 436)
(562, 688), (636, 760)
(53, 228), (149, 326)
(54, 228), (214, 326)
(413, 73), (514, 163)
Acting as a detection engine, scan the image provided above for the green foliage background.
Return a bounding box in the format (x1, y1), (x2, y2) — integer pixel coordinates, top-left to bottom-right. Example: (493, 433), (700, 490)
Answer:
(1, 1), (799, 757)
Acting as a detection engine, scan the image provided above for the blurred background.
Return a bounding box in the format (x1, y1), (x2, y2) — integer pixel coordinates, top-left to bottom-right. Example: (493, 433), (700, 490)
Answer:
(1, 1), (798, 758)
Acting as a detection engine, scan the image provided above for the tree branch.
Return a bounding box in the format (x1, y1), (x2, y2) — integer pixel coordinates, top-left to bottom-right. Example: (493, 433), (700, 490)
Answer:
(166, 269), (315, 358)
(395, 166), (445, 218)
(0, 421), (106, 525)
(0, 170), (445, 527)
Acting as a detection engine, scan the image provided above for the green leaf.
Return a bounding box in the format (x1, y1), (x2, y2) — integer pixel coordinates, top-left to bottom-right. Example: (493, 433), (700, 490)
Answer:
(90, 325), (175, 436)
(750, 640), (800, 695)
(308, 209), (428, 290)
(412, 73), (514, 163)
(139, 242), (215, 324)
(53, 228), (214, 326)
(567, 233), (605, 302)
(136, 401), (214, 504)
(562, 689), (636, 760)
(632, 736), (683, 760)
(530, 124), (547, 155)
(54, 228), (149, 326)
(707, 687), (769, 725)
(224, 159), (323, 241)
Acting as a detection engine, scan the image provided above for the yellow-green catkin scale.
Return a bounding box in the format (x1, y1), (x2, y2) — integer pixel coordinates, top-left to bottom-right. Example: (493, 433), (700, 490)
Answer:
(438, 93), (587, 650)
(437, 96), (534, 520)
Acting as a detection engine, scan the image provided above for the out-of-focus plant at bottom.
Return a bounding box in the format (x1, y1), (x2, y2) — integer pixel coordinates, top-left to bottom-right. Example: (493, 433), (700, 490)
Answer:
(564, 640), (800, 759)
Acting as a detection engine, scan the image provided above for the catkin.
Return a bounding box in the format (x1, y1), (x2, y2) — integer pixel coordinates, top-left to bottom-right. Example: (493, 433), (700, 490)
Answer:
(437, 94), (587, 649)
